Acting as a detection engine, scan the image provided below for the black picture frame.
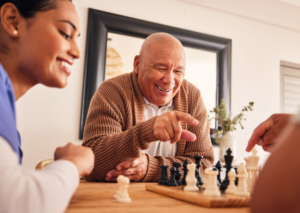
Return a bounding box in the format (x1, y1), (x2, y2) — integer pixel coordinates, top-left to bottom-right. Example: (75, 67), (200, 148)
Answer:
(79, 8), (232, 140)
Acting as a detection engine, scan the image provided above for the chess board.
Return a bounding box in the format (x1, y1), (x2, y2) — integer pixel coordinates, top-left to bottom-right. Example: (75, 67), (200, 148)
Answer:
(145, 183), (251, 208)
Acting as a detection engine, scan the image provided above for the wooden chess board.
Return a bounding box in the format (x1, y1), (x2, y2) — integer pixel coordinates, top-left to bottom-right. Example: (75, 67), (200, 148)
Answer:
(145, 183), (251, 208)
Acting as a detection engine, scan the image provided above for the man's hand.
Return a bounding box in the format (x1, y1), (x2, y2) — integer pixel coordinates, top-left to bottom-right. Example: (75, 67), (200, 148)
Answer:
(246, 114), (292, 152)
(54, 143), (94, 177)
(153, 111), (199, 144)
(105, 153), (148, 182)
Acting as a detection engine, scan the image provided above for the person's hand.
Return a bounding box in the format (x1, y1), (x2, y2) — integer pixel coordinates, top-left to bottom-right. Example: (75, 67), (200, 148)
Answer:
(105, 153), (148, 182)
(153, 111), (199, 144)
(54, 143), (94, 177)
(246, 114), (292, 152)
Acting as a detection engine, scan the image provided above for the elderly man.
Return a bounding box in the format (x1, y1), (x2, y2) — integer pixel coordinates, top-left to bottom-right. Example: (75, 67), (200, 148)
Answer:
(83, 32), (214, 182)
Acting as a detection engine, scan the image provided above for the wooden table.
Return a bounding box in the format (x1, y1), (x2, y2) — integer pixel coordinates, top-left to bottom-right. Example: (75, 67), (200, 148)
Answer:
(65, 180), (250, 213)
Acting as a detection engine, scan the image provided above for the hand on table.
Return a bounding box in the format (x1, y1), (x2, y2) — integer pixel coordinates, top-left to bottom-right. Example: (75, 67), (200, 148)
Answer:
(105, 153), (148, 182)
(54, 143), (95, 177)
(246, 113), (292, 152)
(153, 111), (199, 144)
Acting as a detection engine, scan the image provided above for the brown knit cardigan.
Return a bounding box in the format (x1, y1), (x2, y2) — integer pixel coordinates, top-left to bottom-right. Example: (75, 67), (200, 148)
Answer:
(83, 72), (214, 182)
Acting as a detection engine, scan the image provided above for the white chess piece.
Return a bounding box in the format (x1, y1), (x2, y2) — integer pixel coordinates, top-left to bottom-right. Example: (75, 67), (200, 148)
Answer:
(116, 176), (132, 203)
(113, 175), (124, 199)
(244, 147), (260, 194)
(225, 169), (236, 194)
(234, 163), (250, 197)
(203, 169), (221, 197)
(184, 163), (199, 192)
(201, 168), (210, 190)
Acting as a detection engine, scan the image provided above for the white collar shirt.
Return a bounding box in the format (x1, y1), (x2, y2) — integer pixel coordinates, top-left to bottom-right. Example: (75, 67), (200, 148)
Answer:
(141, 97), (177, 158)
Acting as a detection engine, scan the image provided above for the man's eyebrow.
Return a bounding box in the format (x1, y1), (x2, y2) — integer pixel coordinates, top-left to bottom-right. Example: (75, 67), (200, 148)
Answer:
(153, 63), (168, 67)
(176, 66), (185, 70)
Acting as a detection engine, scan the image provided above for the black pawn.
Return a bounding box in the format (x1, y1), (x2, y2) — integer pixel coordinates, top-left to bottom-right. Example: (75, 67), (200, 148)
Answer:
(215, 160), (222, 185)
(158, 165), (169, 185)
(194, 154), (204, 186)
(234, 167), (238, 186)
(167, 166), (178, 186)
(212, 168), (220, 186)
(220, 148), (233, 191)
(182, 159), (189, 185)
(174, 162), (182, 185)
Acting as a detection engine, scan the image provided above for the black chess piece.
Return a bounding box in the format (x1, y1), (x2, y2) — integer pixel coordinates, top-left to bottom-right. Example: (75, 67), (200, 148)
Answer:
(182, 159), (189, 185)
(212, 168), (220, 186)
(158, 165), (169, 185)
(194, 154), (204, 186)
(167, 166), (178, 186)
(234, 167), (238, 186)
(174, 162), (182, 185)
(220, 148), (234, 191)
(215, 160), (222, 185)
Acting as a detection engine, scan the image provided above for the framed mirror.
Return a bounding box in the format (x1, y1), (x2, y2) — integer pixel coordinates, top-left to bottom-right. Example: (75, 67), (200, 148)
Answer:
(79, 9), (232, 142)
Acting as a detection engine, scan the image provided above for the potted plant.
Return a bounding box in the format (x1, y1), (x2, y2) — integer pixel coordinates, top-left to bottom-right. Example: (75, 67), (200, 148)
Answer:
(209, 99), (254, 162)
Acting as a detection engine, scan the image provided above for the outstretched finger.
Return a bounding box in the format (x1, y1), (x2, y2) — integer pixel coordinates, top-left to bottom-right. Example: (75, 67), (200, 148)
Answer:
(175, 111), (199, 126)
(180, 130), (197, 142)
(246, 119), (273, 152)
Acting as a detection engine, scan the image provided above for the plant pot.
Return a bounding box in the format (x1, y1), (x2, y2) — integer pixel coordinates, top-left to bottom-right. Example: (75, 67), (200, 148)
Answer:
(219, 131), (237, 163)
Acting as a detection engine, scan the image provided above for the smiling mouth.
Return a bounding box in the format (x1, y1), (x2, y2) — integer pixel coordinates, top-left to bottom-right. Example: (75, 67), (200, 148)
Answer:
(156, 85), (173, 92)
(57, 59), (71, 70)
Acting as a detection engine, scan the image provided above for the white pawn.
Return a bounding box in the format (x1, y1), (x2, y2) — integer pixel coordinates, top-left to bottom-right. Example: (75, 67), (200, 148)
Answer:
(113, 175), (124, 199)
(116, 176), (132, 203)
(203, 169), (221, 197)
(234, 163), (250, 197)
(184, 163), (199, 192)
(201, 168), (210, 190)
(225, 169), (236, 194)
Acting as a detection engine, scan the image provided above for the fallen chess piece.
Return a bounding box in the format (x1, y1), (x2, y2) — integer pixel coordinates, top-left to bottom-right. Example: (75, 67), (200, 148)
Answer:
(184, 163), (199, 192)
(116, 175), (132, 203)
(203, 169), (221, 197)
(234, 163), (250, 197)
(225, 169), (236, 194)
(113, 175), (124, 199)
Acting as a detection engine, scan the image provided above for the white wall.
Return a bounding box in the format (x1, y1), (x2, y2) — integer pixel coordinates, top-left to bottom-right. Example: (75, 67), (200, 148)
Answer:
(17, 0), (300, 169)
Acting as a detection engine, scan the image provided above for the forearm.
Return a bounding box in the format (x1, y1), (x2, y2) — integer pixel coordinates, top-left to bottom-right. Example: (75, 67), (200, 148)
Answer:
(0, 139), (79, 213)
(83, 117), (157, 181)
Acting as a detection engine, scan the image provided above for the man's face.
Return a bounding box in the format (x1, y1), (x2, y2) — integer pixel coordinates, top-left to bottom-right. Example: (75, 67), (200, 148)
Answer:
(134, 42), (185, 106)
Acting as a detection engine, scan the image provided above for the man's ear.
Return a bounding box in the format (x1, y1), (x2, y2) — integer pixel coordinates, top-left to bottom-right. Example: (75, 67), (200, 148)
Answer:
(133, 55), (140, 74)
(0, 3), (22, 37)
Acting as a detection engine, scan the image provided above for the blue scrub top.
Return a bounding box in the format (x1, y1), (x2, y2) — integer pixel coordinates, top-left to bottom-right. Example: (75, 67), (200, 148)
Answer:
(0, 63), (22, 164)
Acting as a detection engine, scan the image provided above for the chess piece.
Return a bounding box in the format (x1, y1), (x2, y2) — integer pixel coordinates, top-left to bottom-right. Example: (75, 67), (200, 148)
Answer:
(158, 165), (169, 185)
(113, 175), (124, 199)
(244, 147), (260, 194)
(184, 163), (198, 192)
(202, 168), (210, 190)
(234, 167), (238, 185)
(203, 169), (221, 197)
(212, 168), (220, 186)
(182, 159), (189, 185)
(174, 162), (182, 185)
(116, 176), (132, 203)
(167, 166), (178, 186)
(220, 148), (233, 191)
(194, 154), (204, 186)
(215, 160), (222, 185)
(234, 163), (250, 197)
(225, 169), (236, 194)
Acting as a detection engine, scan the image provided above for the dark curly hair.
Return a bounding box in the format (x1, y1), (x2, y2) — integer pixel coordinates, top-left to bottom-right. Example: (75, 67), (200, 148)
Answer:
(0, 0), (72, 18)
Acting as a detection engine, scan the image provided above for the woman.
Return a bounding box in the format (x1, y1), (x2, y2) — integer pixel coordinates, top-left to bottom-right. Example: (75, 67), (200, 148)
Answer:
(0, 0), (94, 213)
